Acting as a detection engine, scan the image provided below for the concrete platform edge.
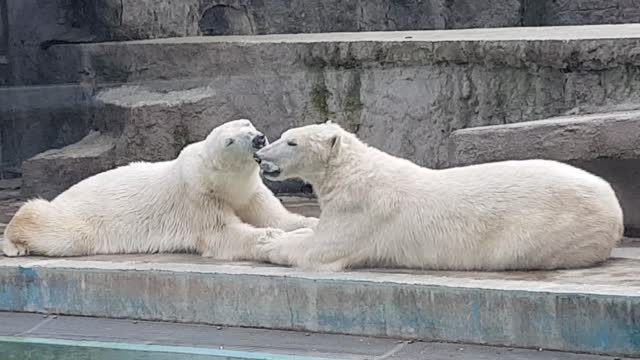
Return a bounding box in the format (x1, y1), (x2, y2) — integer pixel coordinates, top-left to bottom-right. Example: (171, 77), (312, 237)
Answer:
(0, 258), (638, 356)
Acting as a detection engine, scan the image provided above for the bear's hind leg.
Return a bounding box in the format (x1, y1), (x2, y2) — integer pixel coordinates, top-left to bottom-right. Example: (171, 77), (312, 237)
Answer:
(4, 199), (91, 257)
(2, 237), (27, 256)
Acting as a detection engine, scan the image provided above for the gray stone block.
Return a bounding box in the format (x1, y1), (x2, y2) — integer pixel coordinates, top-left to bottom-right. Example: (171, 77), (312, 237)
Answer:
(448, 111), (640, 166)
(21, 131), (116, 200)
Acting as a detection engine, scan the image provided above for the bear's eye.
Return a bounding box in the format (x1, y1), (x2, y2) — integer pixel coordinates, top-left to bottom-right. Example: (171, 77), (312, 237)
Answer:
(287, 140), (297, 147)
(225, 138), (235, 147)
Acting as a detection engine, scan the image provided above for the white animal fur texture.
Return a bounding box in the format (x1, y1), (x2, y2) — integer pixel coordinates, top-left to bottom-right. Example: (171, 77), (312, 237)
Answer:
(3, 119), (317, 258)
(255, 122), (623, 271)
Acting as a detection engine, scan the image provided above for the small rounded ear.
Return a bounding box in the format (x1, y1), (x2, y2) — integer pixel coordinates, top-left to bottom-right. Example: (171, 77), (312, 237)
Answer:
(330, 134), (342, 152)
(325, 120), (333, 124)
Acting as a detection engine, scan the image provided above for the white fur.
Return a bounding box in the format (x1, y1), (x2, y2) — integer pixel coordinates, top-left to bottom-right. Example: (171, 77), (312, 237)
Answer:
(254, 122), (624, 271)
(3, 119), (317, 259)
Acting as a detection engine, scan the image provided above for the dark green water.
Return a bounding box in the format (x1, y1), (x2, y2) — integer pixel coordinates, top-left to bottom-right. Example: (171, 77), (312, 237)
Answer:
(1, 341), (218, 360)
(0, 337), (332, 360)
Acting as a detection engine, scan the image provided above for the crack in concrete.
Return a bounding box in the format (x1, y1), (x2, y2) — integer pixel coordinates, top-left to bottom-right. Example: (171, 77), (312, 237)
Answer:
(284, 277), (295, 328)
(15, 316), (54, 336)
(119, 0), (124, 26)
(372, 341), (409, 360)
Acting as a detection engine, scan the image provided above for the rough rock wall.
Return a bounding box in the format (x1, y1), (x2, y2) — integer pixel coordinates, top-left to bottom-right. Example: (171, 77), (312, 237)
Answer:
(8, 0), (640, 84)
(37, 38), (640, 169)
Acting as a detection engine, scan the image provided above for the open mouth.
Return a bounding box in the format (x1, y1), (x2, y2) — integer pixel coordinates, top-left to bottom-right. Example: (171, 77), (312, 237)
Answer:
(261, 169), (281, 178)
(260, 163), (281, 178)
(258, 159), (281, 178)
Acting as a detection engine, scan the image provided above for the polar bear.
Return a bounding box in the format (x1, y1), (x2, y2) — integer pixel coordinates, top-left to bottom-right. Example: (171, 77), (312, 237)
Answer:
(3, 119), (317, 258)
(253, 122), (624, 271)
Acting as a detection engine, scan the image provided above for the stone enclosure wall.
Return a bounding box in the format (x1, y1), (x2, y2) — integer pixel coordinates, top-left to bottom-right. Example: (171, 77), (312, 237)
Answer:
(37, 36), (640, 169)
(7, 0), (640, 85)
(3, 0), (640, 171)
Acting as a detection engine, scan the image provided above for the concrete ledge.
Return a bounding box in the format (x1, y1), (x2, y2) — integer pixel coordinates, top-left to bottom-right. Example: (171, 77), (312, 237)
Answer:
(0, 255), (639, 356)
(41, 24), (640, 85)
(448, 110), (640, 166)
(21, 131), (116, 200)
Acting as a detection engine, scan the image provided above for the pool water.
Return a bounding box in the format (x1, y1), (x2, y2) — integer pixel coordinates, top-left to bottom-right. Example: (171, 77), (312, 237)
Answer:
(0, 336), (332, 360)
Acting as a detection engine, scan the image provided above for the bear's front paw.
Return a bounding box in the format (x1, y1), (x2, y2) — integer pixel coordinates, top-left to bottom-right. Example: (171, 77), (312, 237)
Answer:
(256, 237), (287, 265)
(257, 227), (314, 265)
(255, 228), (284, 263)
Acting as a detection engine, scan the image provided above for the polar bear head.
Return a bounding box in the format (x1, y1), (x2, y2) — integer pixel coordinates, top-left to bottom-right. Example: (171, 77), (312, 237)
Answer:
(204, 119), (268, 170)
(254, 121), (348, 183)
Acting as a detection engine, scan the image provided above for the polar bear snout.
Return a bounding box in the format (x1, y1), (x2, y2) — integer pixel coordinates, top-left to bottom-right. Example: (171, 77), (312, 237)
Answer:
(252, 134), (267, 150)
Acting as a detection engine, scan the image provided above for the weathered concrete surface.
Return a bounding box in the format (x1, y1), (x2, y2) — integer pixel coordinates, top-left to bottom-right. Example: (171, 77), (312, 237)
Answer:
(0, 84), (94, 174)
(197, 0), (522, 36)
(9, 0), (640, 84)
(21, 132), (116, 200)
(447, 111), (640, 232)
(0, 255), (639, 356)
(198, 0), (640, 35)
(448, 111), (640, 165)
(5, 0), (201, 85)
(0, 313), (633, 360)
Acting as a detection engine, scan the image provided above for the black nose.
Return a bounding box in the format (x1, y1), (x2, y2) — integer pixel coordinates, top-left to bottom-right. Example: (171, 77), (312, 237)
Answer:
(253, 153), (262, 164)
(252, 134), (266, 148)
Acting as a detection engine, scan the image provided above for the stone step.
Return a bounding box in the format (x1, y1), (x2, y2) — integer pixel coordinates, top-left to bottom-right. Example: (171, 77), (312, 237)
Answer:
(447, 110), (640, 236)
(21, 131), (116, 200)
(40, 24), (640, 86)
(0, 254), (638, 356)
(12, 0), (640, 44)
(16, 0), (640, 86)
(448, 111), (640, 165)
(30, 25), (640, 168)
